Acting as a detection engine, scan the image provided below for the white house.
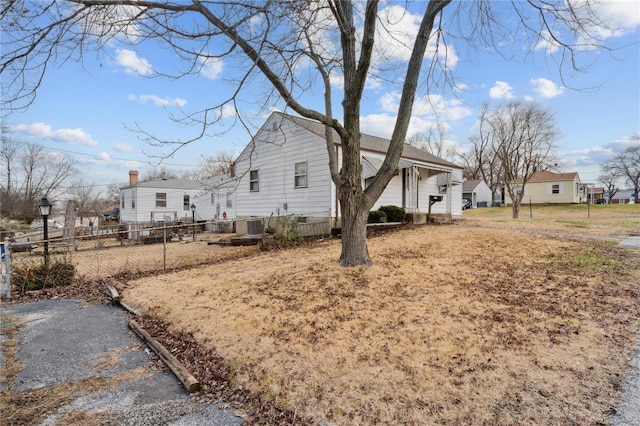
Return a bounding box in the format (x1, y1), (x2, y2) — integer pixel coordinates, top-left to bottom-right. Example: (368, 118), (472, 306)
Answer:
(233, 112), (464, 225)
(119, 171), (238, 224)
(462, 179), (492, 208)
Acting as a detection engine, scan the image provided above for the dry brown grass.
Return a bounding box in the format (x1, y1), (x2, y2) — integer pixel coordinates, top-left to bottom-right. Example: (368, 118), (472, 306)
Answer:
(123, 205), (640, 425)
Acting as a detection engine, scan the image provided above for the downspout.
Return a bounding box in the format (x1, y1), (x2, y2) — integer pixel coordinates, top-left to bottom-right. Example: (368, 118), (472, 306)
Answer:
(447, 172), (452, 218)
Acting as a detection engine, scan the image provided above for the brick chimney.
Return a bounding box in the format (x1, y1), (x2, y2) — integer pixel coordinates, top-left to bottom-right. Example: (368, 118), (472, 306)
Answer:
(129, 170), (139, 186)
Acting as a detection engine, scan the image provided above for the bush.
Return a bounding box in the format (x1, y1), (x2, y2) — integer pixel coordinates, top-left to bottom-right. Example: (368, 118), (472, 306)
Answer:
(379, 205), (406, 223)
(367, 210), (387, 223)
(12, 258), (76, 293)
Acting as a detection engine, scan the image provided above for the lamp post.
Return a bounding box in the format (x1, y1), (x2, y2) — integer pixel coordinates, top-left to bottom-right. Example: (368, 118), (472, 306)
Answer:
(190, 203), (196, 241)
(38, 197), (52, 267)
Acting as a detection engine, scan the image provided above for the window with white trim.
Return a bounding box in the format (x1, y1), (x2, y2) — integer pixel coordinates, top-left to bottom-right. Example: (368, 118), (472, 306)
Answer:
(183, 194), (190, 210)
(294, 161), (308, 188)
(552, 184), (560, 194)
(226, 192), (233, 208)
(250, 170), (259, 192)
(121, 195), (125, 209)
(155, 192), (167, 208)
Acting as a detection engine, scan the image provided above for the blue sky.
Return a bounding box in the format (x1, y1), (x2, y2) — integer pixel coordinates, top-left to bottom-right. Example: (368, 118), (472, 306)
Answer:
(5, 1), (640, 193)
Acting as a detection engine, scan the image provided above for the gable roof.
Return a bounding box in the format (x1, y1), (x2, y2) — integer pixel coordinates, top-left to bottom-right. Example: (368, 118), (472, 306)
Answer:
(273, 112), (463, 170)
(120, 178), (204, 190)
(513, 170), (579, 184)
(462, 179), (484, 192)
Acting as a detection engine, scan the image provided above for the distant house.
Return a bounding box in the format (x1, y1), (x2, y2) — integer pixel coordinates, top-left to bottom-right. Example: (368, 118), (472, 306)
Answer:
(233, 112), (464, 225)
(119, 171), (237, 224)
(462, 179), (492, 208)
(505, 170), (587, 205)
(610, 189), (639, 204)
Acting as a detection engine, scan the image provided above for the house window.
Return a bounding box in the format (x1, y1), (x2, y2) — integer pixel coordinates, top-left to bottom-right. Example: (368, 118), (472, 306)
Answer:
(183, 194), (190, 211)
(131, 197), (135, 209)
(294, 161), (308, 188)
(552, 184), (560, 194)
(155, 192), (167, 208)
(121, 195), (125, 209)
(226, 192), (233, 208)
(250, 170), (259, 192)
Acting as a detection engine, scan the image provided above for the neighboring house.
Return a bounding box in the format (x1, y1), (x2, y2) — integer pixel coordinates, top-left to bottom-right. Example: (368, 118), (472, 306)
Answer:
(233, 112), (464, 225)
(505, 170), (586, 205)
(462, 179), (492, 208)
(119, 171), (238, 224)
(610, 189), (639, 204)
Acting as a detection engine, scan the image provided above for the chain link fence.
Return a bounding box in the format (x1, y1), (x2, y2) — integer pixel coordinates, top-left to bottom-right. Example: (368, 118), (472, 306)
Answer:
(4, 216), (332, 283)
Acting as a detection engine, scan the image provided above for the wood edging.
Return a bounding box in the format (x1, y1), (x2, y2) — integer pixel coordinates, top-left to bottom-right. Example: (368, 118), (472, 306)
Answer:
(103, 286), (200, 393)
(128, 319), (201, 393)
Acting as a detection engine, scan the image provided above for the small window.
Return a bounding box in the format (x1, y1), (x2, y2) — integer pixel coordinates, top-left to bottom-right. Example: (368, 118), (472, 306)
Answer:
(121, 195), (125, 209)
(183, 194), (190, 211)
(250, 170), (259, 192)
(131, 197), (135, 209)
(226, 192), (233, 208)
(552, 184), (560, 194)
(294, 161), (308, 188)
(156, 192), (167, 208)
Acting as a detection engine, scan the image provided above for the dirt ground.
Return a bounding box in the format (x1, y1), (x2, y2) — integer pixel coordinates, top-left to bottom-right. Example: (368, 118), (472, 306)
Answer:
(120, 205), (640, 425)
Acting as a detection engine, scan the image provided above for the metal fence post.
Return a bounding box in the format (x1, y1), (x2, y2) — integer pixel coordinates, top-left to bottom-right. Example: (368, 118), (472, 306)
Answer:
(3, 237), (11, 301)
(163, 224), (167, 272)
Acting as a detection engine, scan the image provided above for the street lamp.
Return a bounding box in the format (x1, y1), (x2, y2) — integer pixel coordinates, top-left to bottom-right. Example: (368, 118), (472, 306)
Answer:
(190, 203), (196, 241)
(37, 197), (52, 267)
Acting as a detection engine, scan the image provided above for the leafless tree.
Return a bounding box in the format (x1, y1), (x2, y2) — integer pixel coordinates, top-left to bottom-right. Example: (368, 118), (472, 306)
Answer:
(0, 139), (76, 222)
(68, 179), (104, 226)
(467, 104), (506, 207)
(598, 162), (621, 204)
(184, 151), (236, 181)
(0, 127), (20, 217)
(605, 140), (640, 203)
(406, 123), (460, 162)
(457, 150), (482, 181)
(140, 166), (180, 183)
(479, 102), (560, 218)
(0, 1), (618, 264)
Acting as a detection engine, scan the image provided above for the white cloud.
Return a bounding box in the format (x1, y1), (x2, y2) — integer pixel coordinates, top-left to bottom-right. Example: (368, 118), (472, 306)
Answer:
(378, 91), (472, 122)
(12, 122), (98, 147)
(127, 94), (187, 107)
(489, 81), (515, 99)
(588, 0), (640, 36)
(529, 78), (565, 98)
(379, 91), (401, 113)
(533, 30), (561, 54)
(374, 5), (459, 68)
(114, 142), (134, 153)
(199, 57), (224, 79)
(221, 104), (237, 118)
(414, 95), (472, 121)
(329, 72), (344, 89)
(116, 49), (152, 76)
(97, 152), (111, 161)
(359, 114), (398, 139)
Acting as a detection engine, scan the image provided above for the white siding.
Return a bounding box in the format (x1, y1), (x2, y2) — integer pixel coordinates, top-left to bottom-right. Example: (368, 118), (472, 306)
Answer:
(235, 115), (333, 218)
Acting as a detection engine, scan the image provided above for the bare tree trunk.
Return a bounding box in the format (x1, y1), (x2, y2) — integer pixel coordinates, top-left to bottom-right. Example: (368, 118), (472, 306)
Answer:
(339, 192), (370, 266)
(512, 202), (520, 219)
